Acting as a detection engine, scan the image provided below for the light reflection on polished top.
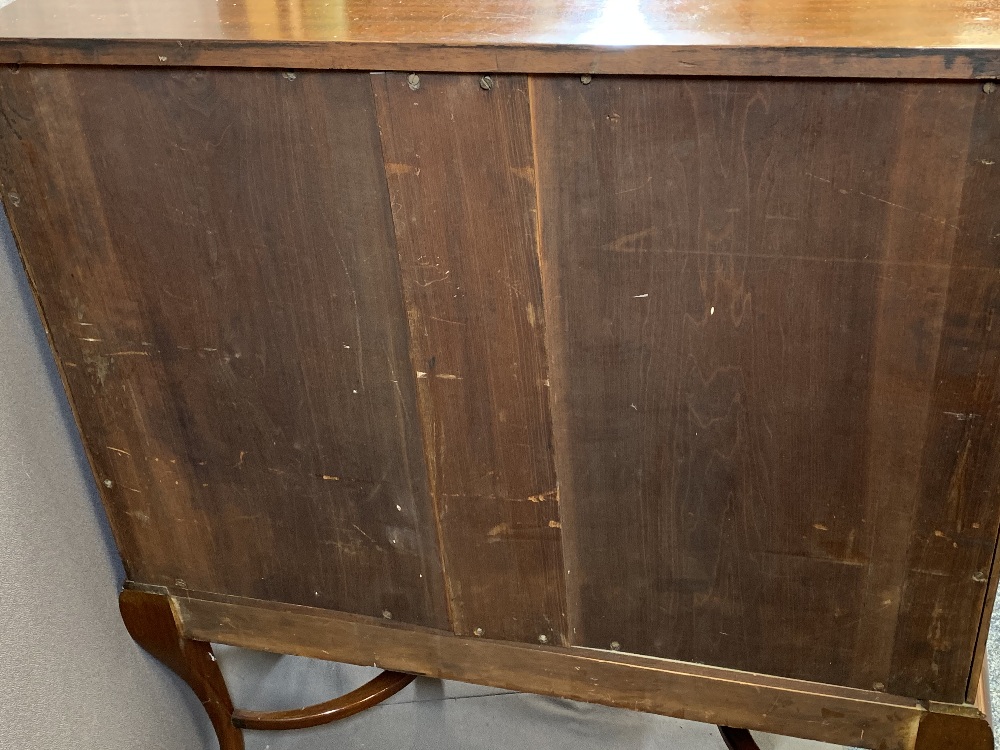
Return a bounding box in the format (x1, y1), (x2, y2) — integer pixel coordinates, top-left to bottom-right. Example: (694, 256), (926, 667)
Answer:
(0, 0), (999, 76)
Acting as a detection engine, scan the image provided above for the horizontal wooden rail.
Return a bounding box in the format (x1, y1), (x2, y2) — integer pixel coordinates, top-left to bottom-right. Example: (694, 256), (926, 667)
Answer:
(1, 41), (1000, 81)
(154, 585), (993, 750)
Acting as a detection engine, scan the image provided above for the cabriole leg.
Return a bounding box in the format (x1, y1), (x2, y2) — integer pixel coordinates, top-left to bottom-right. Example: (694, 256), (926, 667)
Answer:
(119, 588), (244, 750)
(913, 704), (993, 750)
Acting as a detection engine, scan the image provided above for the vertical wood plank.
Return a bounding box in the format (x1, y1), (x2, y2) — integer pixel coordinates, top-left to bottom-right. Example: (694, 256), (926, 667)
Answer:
(373, 72), (566, 644)
(888, 86), (1000, 701)
(851, 84), (977, 693)
(532, 75), (991, 699)
(0, 66), (450, 629)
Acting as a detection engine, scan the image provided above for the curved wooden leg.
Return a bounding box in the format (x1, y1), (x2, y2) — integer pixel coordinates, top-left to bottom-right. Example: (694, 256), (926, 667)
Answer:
(914, 705), (994, 750)
(119, 588), (245, 750)
(722, 706), (994, 750)
(232, 670), (415, 730)
(718, 726), (759, 749)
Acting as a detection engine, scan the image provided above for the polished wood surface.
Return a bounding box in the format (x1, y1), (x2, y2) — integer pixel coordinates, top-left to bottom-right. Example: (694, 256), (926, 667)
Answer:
(231, 670), (415, 730)
(172, 587), (993, 750)
(1, 0), (1000, 77)
(119, 589), (244, 750)
(2, 0), (999, 47)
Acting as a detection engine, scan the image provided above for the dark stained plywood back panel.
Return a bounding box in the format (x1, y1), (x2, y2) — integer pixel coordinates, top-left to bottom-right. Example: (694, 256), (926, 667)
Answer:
(373, 73), (566, 645)
(4, 58), (1000, 709)
(887, 87), (1000, 701)
(0, 66), (450, 629)
(531, 76), (1000, 701)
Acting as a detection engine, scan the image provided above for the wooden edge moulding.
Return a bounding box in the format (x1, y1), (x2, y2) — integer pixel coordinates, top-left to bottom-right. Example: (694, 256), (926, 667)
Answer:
(122, 585), (993, 750)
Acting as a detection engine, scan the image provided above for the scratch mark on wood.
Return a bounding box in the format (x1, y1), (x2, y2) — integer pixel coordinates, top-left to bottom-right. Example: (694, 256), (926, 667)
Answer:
(806, 172), (960, 230)
(351, 524), (377, 545)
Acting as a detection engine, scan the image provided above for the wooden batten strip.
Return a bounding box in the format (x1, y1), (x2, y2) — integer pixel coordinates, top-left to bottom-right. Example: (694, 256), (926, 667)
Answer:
(174, 590), (938, 750)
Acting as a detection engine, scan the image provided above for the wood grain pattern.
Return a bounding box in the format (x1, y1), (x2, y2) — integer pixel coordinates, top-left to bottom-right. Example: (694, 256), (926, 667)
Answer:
(373, 72), (565, 645)
(5, 55), (1000, 723)
(973, 658), (991, 725)
(172, 587), (994, 750)
(887, 86), (1000, 702)
(1, 0), (1000, 78)
(119, 588), (244, 750)
(531, 75), (997, 701)
(847, 83), (977, 698)
(0, 65), (450, 628)
(1, 0), (998, 47)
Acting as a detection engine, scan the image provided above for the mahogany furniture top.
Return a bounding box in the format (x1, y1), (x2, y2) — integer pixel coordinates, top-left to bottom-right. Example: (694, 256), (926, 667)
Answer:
(1, 0), (1000, 78)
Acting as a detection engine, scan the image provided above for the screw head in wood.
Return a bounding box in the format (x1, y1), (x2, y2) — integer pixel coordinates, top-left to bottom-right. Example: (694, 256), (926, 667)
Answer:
(610, 641), (621, 651)
(407, 73), (421, 91)
(581, 74), (593, 85)
(382, 609), (393, 619)
(538, 634), (549, 644)
(984, 81), (997, 94)
(473, 627), (484, 637)
(282, 71), (297, 81)
(103, 479), (113, 488)
(480, 75), (494, 91)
